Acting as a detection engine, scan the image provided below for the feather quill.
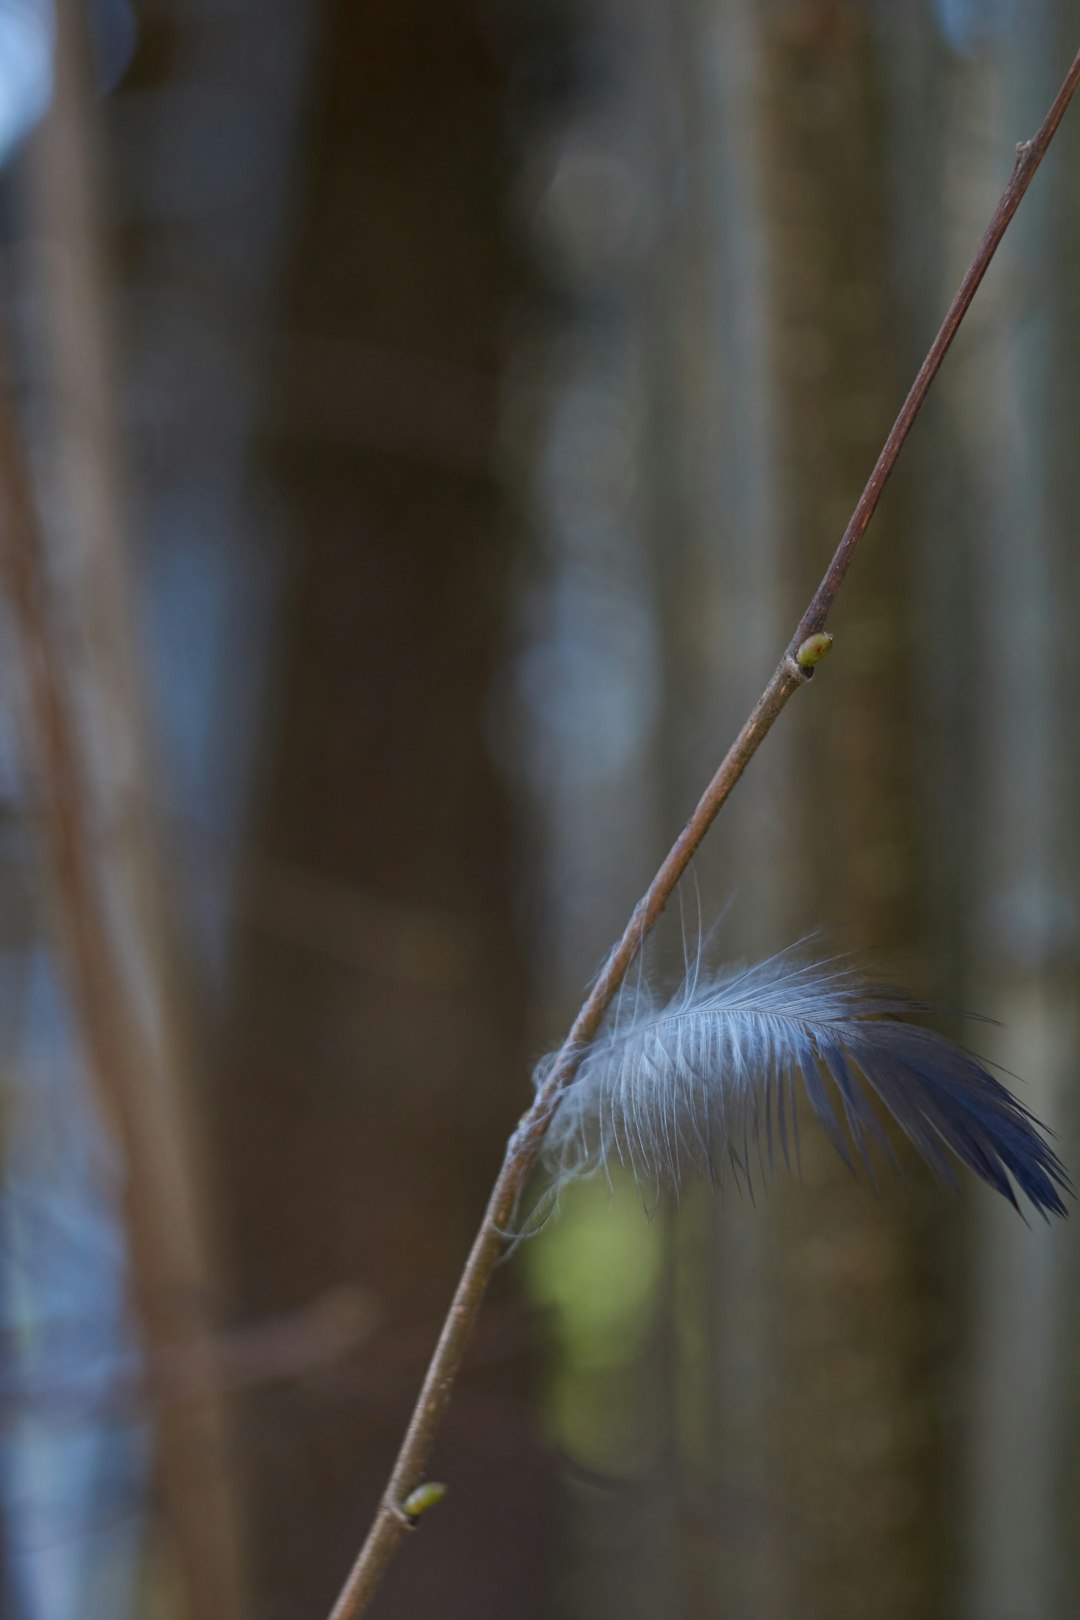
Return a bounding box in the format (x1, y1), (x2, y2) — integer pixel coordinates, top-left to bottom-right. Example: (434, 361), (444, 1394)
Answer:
(535, 946), (1070, 1218)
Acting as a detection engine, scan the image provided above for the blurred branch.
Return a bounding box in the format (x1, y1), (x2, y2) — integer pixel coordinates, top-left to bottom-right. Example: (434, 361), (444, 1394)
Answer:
(0, 355), (253, 1608)
(268, 334), (500, 470)
(190, 831), (481, 986)
(0, 1289), (376, 1424)
(0, 1), (254, 1615)
(327, 40), (1077, 1620)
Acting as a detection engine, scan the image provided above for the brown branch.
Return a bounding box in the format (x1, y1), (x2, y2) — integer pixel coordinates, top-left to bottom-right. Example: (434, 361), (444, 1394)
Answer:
(0, 2), (251, 1613)
(0, 356), (255, 1611)
(327, 44), (1080, 1619)
(0, 1289), (375, 1425)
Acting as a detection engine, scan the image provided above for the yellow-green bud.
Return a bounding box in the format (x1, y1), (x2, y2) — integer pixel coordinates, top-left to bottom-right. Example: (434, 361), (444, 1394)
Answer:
(403, 1482), (448, 1521)
(795, 632), (834, 669)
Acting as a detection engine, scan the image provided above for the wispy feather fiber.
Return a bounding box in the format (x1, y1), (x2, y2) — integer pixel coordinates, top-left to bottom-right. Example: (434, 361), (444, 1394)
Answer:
(535, 947), (1069, 1218)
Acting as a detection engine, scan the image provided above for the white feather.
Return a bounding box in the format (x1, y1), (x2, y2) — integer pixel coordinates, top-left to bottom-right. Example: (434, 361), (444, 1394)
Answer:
(532, 943), (1070, 1217)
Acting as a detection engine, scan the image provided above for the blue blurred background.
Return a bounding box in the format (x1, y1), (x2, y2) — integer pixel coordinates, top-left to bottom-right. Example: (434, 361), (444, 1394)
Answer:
(0, 2), (1078, 1617)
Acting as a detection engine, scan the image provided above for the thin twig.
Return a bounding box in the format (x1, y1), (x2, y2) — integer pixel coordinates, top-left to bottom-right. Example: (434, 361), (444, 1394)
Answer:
(326, 45), (1080, 1619)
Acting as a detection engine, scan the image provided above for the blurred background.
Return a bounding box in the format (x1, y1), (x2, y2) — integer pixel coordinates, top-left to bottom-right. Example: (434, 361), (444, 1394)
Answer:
(0, 1), (1077, 1617)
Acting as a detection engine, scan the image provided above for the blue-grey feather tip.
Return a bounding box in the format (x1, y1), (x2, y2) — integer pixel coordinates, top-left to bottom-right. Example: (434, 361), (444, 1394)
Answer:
(535, 948), (1070, 1219)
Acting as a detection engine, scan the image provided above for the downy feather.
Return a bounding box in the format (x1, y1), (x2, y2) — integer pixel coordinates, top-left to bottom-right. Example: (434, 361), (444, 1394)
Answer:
(535, 945), (1070, 1218)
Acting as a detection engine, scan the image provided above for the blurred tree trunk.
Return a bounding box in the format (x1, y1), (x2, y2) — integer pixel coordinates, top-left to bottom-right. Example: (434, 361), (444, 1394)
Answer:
(529, 5), (959, 1616)
(656, 4), (794, 1616)
(753, 10), (953, 1619)
(213, 4), (550, 1617)
(616, 4), (954, 1614)
(938, 18), (1080, 1619)
(18, 2), (252, 1613)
